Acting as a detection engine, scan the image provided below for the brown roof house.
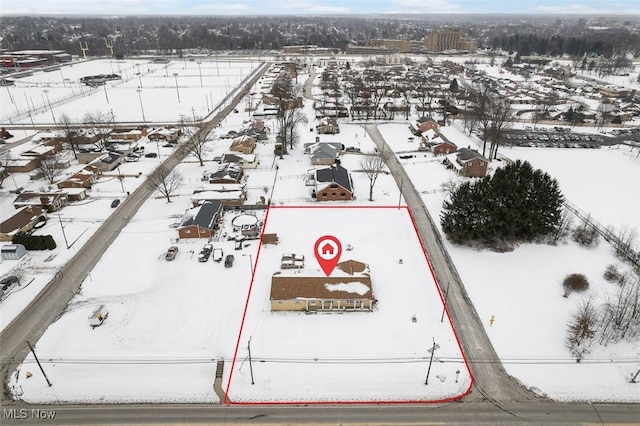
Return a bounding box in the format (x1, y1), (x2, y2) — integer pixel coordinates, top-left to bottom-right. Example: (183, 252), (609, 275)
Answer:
(444, 148), (488, 178)
(147, 127), (181, 142)
(409, 116), (440, 136)
(0, 205), (47, 241)
(57, 165), (102, 189)
(229, 135), (256, 154)
(421, 132), (457, 155)
(13, 191), (69, 212)
(270, 259), (374, 312)
(177, 201), (223, 239)
(313, 164), (353, 201)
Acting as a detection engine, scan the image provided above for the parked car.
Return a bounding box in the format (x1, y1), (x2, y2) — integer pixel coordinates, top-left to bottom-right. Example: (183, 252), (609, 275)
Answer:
(198, 244), (213, 262)
(224, 254), (234, 268)
(212, 248), (224, 262)
(125, 154), (140, 162)
(144, 152), (158, 158)
(163, 143), (175, 148)
(165, 246), (178, 261)
(111, 199), (121, 208)
(1, 275), (19, 289)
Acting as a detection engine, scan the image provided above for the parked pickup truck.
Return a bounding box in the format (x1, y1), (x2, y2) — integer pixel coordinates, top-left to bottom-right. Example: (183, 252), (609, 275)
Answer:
(198, 244), (213, 262)
(212, 248), (224, 262)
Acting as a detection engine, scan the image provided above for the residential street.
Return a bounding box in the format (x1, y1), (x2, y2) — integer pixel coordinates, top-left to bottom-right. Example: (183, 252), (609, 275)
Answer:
(365, 124), (538, 403)
(0, 62), (271, 404)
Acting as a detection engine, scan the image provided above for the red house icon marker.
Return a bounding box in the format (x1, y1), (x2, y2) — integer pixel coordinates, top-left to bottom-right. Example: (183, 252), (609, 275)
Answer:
(321, 243), (334, 256)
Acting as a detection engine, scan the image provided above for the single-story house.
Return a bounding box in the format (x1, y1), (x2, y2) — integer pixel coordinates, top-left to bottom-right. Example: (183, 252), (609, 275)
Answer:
(111, 127), (147, 140)
(409, 116), (439, 135)
(229, 135), (257, 154)
(270, 259), (373, 312)
(192, 183), (247, 207)
(177, 201), (223, 239)
(61, 187), (89, 202)
(57, 165), (102, 189)
(203, 162), (244, 184)
(317, 117), (340, 134)
(221, 153), (259, 169)
(0, 205), (47, 241)
(92, 151), (123, 172)
(147, 127), (181, 142)
(308, 143), (339, 166)
(422, 132), (458, 155)
(444, 148), (488, 178)
(13, 191), (69, 212)
(6, 158), (39, 173)
(20, 144), (62, 159)
(314, 164), (353, 201)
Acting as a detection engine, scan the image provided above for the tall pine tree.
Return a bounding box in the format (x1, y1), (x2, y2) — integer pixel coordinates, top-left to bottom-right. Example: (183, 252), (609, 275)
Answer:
(441, 160), (564, 245)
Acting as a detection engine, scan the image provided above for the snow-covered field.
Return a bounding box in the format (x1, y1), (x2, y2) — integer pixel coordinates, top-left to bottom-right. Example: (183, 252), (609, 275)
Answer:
(3, 60), (640, 404)
(225, 206), (470, 403)
(1, 58), (259, 126)
(378, 121), (640, 402)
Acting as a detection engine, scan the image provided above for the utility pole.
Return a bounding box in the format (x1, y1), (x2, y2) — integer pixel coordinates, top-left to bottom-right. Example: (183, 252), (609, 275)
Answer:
(27, 341), (52, 387)
(247, 336), (255, 385)
(425, 337), (440, 385)
(57, 213), (69, 249)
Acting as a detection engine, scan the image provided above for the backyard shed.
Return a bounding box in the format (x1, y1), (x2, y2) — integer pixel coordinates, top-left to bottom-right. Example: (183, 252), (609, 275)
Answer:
(1, 244), (27, 260)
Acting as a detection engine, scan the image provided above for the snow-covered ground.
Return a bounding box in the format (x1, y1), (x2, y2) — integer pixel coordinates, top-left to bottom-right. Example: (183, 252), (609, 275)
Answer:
(225, 206), (469, 403)
(378, 121), (640, 402)
(1, 58), (259, 125)
(3, 61), (640, 404)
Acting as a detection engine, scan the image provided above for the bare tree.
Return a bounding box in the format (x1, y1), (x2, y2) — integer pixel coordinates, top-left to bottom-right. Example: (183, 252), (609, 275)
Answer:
(566, 296), (599, 363)
(179, 116), (208, 166)
(58, 113), (79, 159)
(83, 111), (114, 150)
(0, 151), (11, 189)
(148, 166), (184, 203)
(552, 207), (574, 243)
(272, 76), (304, 155)
(39, 154), (64, 184)
(360, 153), (386, 202)
(600, 276), (640, 344)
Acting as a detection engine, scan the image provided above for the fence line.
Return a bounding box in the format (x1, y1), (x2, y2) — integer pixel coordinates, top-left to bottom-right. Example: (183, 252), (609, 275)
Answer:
(564, 200), (639, 267)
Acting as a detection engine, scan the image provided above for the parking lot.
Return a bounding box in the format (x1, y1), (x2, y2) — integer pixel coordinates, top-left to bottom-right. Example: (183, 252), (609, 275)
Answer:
(504, 127), (604, 149)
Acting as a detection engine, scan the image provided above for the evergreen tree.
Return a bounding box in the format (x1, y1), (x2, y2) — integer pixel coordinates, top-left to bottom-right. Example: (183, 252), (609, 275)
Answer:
(441, 161), (564, 246)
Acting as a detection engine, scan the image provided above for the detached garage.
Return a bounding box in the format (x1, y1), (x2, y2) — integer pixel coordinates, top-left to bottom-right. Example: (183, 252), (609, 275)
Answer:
(1, 244), (27, 260)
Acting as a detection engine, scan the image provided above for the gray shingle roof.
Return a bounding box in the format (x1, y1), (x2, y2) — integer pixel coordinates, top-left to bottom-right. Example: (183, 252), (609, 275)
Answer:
(180, 201), (223, 229)
(316, 164), (352, 192)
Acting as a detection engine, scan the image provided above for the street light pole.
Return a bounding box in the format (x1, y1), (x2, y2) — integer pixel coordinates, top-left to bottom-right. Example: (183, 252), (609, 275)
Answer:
(425, 337), (440, 386)
(43, 89), (55, 124)
(136, 88), (146, 122)
(197, 60), (203, 87)
(103, 84), (110, 104)
(173, 73), (181, 103)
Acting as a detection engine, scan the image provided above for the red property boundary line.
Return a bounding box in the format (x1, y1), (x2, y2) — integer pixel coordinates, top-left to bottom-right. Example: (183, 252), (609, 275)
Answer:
(224, 205), (473, 405)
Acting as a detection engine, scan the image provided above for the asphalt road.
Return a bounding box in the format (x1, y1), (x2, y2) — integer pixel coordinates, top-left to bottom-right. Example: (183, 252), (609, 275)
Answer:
(365, 125), (537, 404)
(0, 62), (271, 403)
(2, 401), (640, 425)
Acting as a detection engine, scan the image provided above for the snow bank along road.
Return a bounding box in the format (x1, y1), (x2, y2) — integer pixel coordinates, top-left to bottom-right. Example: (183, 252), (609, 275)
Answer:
(365, 125), (538, 403)
(0, 61), (272, 404)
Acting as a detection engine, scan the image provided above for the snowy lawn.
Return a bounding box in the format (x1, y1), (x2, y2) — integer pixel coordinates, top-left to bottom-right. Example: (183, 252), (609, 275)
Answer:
(380, 120), (640, 402)
(225, 206), (470, 403)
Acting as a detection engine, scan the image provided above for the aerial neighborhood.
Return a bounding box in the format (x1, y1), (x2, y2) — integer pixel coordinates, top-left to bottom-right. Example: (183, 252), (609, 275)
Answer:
(0, 12), (639, 423)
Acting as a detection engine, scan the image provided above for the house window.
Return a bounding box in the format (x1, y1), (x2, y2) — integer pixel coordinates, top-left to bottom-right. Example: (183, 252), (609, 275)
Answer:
(309, 300), (316, 305)
(331, 193), (336, 197)
(185, 229), (191, 234)
(340, 192), (346, 198)
(322, 192), (328, 197)
(277, 300), (283, 304)
(480, 161), (485, 166)
(295, 300), (300, 304)
(330, 184), (338, 189)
